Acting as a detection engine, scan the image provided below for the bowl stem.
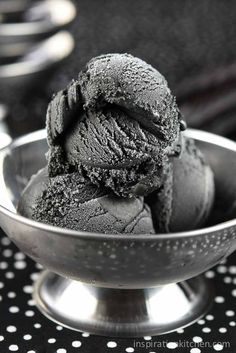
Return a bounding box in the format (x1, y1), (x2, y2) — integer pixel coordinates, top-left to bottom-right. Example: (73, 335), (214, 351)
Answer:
(33, 270), (214, 337)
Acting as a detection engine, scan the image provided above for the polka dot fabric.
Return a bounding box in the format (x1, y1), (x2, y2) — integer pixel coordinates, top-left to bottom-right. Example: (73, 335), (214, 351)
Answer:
(0, 231), (236, 352)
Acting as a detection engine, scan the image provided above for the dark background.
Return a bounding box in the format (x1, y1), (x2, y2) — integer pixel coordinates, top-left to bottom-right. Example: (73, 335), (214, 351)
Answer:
(3, 0), (236, 139)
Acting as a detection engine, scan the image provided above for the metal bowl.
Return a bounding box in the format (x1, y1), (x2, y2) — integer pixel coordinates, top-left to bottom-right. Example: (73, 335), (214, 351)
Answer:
(0, 130), (11, 147)
(0, 31), (74, 89)
(0, 0), (30, 17)
(0, 129), (235, 336)
(0, 0), (76, 43)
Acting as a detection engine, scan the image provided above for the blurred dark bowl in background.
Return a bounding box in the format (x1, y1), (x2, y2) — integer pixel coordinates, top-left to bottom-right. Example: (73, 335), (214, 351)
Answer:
(1, 0), (236, 139)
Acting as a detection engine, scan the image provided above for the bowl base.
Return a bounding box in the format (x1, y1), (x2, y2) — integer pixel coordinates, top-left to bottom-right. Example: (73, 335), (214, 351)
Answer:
(34, 271), (214, 337)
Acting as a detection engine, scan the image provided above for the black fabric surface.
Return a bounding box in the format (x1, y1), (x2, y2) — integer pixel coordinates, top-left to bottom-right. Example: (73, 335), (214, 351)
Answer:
(0, 230), (236, 352)
(48, 0), (236, 90)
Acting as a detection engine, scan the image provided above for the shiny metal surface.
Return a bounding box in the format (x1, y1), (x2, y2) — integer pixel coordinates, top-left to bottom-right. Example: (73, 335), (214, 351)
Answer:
(0, 0), (76, 43)
(34, 271), (213, 336)
(0, 41), (38, 60)
(0, 129), (235, 335)
(0, 31), (74, 85)
(0, 103), (7, 120)
(0, 104), (10, 135)
(0, 131), (11, 148)
(0, 0), (75, 96)
(0, 129), (236, 288)
(0, 1), (30, 15)
(0, 0), (30, 24)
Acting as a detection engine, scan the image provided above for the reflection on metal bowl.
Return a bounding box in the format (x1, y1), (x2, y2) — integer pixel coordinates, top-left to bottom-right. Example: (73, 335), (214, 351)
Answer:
(0, 129), (235, 336)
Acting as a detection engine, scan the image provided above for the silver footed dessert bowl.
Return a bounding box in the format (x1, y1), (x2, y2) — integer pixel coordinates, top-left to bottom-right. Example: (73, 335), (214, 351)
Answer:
(0, 54), (236, 337)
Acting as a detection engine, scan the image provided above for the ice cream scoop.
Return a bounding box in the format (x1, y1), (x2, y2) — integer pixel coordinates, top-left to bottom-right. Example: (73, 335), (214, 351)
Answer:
(46, 53), (185, 197)
(18, 53), (215, 235)
(18, 167), (155, 234)
(148, 136), (215, 232)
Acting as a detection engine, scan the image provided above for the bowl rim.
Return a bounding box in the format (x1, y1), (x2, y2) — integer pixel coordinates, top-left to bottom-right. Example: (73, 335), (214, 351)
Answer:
(0, 128), (236, 242)
(0, 0), (28, 14)
(0, 31), (74, 79)
(0, 0), (76, 37)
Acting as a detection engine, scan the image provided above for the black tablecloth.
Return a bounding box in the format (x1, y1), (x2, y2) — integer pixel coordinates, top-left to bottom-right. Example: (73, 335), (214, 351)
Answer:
(0, 228), (236, 353)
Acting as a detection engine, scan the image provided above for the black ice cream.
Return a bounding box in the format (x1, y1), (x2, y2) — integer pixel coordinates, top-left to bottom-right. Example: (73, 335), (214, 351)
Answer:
(18, 168), (155, 234)
(46, 53), (183, 197)
(18, 53), (215, 234)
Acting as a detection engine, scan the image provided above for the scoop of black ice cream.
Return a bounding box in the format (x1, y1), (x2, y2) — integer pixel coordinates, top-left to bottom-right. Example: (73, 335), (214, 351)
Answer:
(18, 167), (155, 234)
(46, 53), (184, 197)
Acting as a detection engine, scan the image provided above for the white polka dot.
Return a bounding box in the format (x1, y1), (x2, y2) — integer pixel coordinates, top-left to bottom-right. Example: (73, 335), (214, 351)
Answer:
(27, 351), (36, 353)
(82, 332), (90, 337)
(5, 272), (14, 279)
(34, 323), (41, 329)
(0, 282), (4, 289)
(56, 325), (63, 331)
(57, 350), (67, 353)
(166, 342), (178, 349)
(14, 252), (25, 260)
(14, 261), (27, 270)
(226, 310), (235, 317)
(3, 249), (13, 257)
(125, 348), (134, 353)
(48, 338), (56, 344)
(23, 285), (33, 294)
(27, 299), (35, 306)
(217, 265), (227, 273)
(9, 306), (19, 313)
(7, 326), (17, 333)
(232, 289), (236, 297)
(35, 263), (43, 270)
(107, 341), (117, 348)
(215, 296), (225, 303)
(8, 292), (16, 298)
(190, 349), (201, 353)
(229, 266), (236, 274)
(229, 321), (236, 326)
(206, 314), (214, 321)
(72, 341), (82, 347)
(177, 329), (184, 333)
(9, 344), (18, 351)
(193, 336), (203, 343)
(213, 343), (224, 351)
(205, 270), (215, 278)
(143, 336), (152, 340)
(197, 320), (205, 325)
(223, 276), (232, 284)
(202, 327), (211, 333)
(23, 335), (32, 340)
(0, 261), (8, 269)
(219, 327), (227, 333)
(0, 335), (4, 341)
(25, 310), (34, 317)
(1, 237), (10, 246)
(30, 273), (39, 281)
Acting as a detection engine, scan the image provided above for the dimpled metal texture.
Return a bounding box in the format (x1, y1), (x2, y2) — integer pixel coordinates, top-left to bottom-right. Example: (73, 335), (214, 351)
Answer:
(0, 129), (236, 289)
